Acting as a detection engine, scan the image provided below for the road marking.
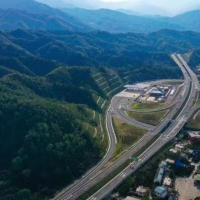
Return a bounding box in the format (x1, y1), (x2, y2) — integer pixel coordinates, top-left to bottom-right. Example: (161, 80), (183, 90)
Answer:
(63, 194), (72, 200)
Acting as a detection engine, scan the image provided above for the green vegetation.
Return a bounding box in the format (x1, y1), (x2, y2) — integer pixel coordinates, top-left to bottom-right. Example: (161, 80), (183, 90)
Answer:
(112, 116), (147, 159)
(0, 0), (92, 32)
(162, 81), (184, 85)
(63, 8), (183, 34)
(0, 29), (194, 72)
(0, 28), (196, 200)
(186, 111), (200, 130)
(115, 140), (194, 197)
(127, 110), (169, 126)
(186, 48), (200, 68)
(131, 102), (166, 110)
(77, 134), (160, 200)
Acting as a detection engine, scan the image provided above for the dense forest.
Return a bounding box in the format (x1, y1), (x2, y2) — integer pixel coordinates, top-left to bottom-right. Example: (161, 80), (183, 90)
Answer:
(0, 41), (182, 199)
(1, 29), (200, 70)
(0, 1), (200, 199)
(186, 48), (200, 68)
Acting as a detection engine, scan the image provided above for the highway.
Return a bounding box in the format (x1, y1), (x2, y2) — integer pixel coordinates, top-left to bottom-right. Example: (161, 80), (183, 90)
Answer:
(87, 54), (200, 200)
(54, 54), (199, 200)
(110, 96), (156, 130)
(54, 98), (117, 200)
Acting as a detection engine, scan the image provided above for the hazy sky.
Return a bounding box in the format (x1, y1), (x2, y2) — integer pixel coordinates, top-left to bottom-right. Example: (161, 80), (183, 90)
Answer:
(37, 0), (200, 16)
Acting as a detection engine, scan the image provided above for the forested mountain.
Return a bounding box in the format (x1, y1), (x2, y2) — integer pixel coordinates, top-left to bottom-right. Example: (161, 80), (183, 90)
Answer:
(63, 8), (200, 33)
(168, 10), (200, 32)
(63, 8), (185, 33)
(0, 0), (92, 32)
(184, 48), (200, 67)
(0, 59), (182, 200)
(1, 0), (200, 33)
(1, 29), (200, 70)
(0, 8), (92, 31)
(0, 28), (189, 199)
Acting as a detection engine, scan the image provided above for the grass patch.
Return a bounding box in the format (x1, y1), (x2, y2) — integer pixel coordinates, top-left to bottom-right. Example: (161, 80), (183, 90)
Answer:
(162, 81), (184, 85)
(186, 111), (200, 130)
(127, 110), (169, 126)
(111, 116), (147, 160)
(131, 102), (166, 110)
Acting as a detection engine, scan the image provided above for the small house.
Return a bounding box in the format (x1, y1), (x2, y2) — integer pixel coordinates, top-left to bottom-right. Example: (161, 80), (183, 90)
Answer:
(154, 186), (168, 198)
(136, 186), (149, 197)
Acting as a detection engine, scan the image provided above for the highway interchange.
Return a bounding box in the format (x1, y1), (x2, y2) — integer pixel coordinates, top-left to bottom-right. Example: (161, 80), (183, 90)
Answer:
(54, 54), (200, 200)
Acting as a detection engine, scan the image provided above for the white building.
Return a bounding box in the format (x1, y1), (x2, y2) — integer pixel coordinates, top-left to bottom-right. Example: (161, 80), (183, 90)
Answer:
(154, 186), (168, 198)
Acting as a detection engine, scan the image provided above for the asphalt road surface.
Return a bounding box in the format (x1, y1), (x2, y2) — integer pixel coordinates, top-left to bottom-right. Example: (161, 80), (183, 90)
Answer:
(54, 54), (199, 200)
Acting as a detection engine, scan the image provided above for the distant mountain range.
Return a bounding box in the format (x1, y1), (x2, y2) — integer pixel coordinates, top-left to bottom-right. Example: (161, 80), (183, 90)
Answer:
(63, 8), (200, 33)
(63, 8), (185, 33)
(0, 0), (92, 32)
(0, 0), (200, 33)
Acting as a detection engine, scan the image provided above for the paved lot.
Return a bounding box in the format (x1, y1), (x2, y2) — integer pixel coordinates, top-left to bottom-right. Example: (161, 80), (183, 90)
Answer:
(175, 178), (200, 200)
(116, 91), (140, 98)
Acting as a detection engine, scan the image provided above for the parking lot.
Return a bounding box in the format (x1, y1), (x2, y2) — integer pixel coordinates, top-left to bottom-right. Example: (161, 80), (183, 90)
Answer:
(175, 178), (200, 200)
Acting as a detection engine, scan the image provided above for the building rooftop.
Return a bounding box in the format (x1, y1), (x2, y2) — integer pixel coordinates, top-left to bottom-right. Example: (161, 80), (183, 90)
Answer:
(154, 167), (164, 183)
(154, 186), (167, 194)
(160, 161), (169, 168)
(175, 144), (184, 149)
(124, 84), (149, 89)
(189, 132), (200, 138)
(136, 186), (149, 193)
(124, 196), (141, 200)
(166, 158), (175, 164)
(163, 177), (172, 186)
(169, 148), (178, 153)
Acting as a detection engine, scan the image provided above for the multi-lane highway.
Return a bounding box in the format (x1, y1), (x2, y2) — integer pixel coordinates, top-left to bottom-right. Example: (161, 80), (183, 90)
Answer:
(54, 54), (199, 200)
(86, 54), (199, 199)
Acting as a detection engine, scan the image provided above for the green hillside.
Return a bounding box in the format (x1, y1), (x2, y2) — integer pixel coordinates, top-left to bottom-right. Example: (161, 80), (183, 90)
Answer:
(1, 29), (200, 70)
(63, 8), (184, 33)
(0, 0), (93, 32)
(184, 48), (200, 68)
(0, 53), (182, 199)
